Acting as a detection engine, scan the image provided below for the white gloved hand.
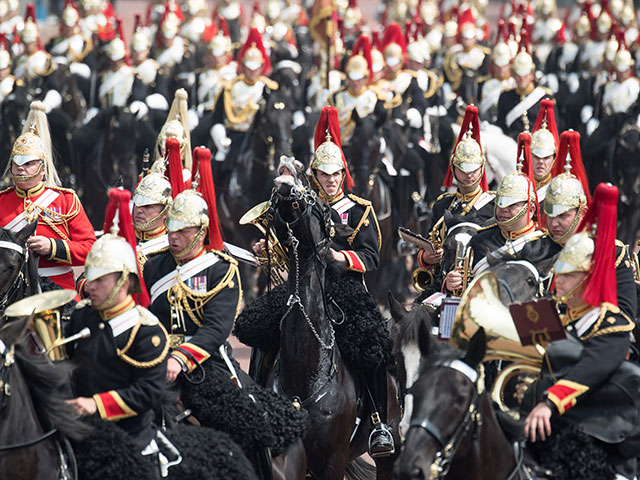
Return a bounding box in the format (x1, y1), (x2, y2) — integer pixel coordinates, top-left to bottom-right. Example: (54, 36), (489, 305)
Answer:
(586, 117), (600, 136)
(129, 100), (149, 120)
(406, 107), (423, 128)
(42, 89), (62, 112)
(210, 123), (231, 161)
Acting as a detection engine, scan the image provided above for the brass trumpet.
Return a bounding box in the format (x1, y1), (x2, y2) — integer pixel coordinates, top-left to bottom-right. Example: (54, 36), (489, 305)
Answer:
(240, 201), (289, 286)
(4, 290), (89, 361)
(403, 217), (447, 292)
(452, 243), (474, 297)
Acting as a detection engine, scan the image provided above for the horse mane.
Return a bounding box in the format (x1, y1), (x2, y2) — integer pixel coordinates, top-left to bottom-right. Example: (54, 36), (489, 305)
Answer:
(15, 343), (91, 441)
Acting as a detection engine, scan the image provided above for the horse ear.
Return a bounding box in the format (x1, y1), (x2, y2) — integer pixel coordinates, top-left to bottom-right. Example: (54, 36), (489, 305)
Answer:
(443, 210), (454, 227)
(417, 314), (434, 356)
(0, 316), (31, 348)
(462, 327), (486, 368)
(12, 221), (38, 246)
(388, 291), (408, 323)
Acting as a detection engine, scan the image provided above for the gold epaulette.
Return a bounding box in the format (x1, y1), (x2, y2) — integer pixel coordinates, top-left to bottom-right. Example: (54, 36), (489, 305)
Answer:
(259, 76), (279, 91)
(347, 192), (372, 207)
(582, 303), (635, 339)
(405, 69), (418, 79)
(75, 298), (91, 309)
(117, 315), (169, 368)
(49, 186), (78, 195)
(435, 192), (455, 202)
(476, 222), (498, 232)
(368, 84), (388, 102)
(136, 306), (160, 326)
(213, 249), (239, 266)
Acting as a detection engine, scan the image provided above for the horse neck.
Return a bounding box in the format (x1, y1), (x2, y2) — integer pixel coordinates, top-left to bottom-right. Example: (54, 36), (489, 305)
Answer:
(447, 393), (517, 479)
(0, 360), (46, 441)
(279, 241), (334, 396)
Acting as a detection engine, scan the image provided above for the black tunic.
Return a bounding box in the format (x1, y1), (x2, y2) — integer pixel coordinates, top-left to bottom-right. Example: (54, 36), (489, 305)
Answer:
(496, 87), (555, 140)
(66, 302), (168, 449)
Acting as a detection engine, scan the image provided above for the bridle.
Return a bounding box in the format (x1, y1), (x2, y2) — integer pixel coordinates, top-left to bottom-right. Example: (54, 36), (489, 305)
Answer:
(407, 359), (528, 480)
(407, 359), (483, 480)
(0, 239), (31, 313)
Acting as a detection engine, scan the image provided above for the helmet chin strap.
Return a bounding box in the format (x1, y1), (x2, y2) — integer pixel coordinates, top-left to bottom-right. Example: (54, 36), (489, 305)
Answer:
(134, 205), (169, 236)
(11, 161), (44, 183)
(95, 270), (129, 310)
(312, 170), (344, 203)
(454, 164), (484, 191)
(496, 200), (532, 228)
(552, 275), (588, 305)
(171, 226), (206, 261)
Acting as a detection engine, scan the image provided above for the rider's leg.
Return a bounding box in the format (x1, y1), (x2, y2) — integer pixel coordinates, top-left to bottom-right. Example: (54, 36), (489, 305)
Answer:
(365, 367), (395, 457)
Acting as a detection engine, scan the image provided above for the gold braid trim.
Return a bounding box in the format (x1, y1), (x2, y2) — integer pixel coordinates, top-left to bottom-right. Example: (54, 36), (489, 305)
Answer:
(443, 50), (462, 91)
(581, 304), (634, 340)
(223, 76), (260, 126)
(168, 261), (239, 328)
(615, 240), (627, 268)
(348, 204), (374, 248)
(423, 70), (439, 99)
(117, 316), (170, 368)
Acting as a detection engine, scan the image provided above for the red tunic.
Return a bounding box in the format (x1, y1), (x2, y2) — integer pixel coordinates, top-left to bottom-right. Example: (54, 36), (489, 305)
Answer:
(0, 183), (96, 291)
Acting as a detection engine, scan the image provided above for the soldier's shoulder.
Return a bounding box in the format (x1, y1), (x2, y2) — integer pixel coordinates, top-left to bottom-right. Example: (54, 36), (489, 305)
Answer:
(346, 192), (372, 207)
(211, 249), (238, 266)
(435, 192), (455, 202)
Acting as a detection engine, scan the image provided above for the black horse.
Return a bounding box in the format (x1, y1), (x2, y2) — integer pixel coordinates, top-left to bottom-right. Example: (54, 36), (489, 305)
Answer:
(0, 223), (41, 312)
(71, 106), (155, 227)
(269, 182), (400, 479)
(612, 123), (640, 245)
(0, 315), (89, 480)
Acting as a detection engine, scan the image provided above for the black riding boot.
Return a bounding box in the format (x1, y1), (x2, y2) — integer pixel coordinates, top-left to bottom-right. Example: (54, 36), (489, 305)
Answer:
(366, 368), (395, 458)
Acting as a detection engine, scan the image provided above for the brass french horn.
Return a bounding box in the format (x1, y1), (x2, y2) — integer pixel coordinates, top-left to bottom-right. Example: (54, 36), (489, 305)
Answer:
(449, 271), (543, 412)
(240, 201), (289, 285)
(4, 290), (90, 361)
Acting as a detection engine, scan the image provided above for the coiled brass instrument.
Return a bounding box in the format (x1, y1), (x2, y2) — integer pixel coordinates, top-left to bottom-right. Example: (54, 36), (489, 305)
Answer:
(402, 217), (447, 292)
(452, 243), (474, 297)
(4, 290), (90, 361)
(240, 201), (289, 286)
(449, 272), (543, 412)
(631, 249), (640, 282)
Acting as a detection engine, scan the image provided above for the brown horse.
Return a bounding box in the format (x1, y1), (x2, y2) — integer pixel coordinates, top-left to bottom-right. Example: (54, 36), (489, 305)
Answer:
(269, 182), (401, 479)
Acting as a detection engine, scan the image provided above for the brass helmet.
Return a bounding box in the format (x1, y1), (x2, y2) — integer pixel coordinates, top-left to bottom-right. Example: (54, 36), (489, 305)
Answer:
(133, 163), (172, 208)
(492, 41), (512, 68)
(553, 231), (594, 274)
(420, 0), (438, 25)
(512, 49), (535, 76)
(106, 19), (128, 62)
(343, 0), (362, 29)
(346, 34), (372, 81)
(312, 133), (344, 175)
(452, 131), (484, 173)
(575, 13), (591, 37)
(443, 20), (458, 40)
(166, 189), (209, 231)
(22, 4), (39, 44)
(610, 0), (624, 18)
(531, 99), (558, 161)
(371, 47), (385, 73)
(62, 0), (80, 28)
(85, 233), (140, 281)
(495, 171), (536, 208)
(382, 23), (405, 68)
(238, 27), (269, 72)
(407, 41), (426, 64)
(5, 101), (61, 187)
(208, 31), (232, 57)
(131, 15), (151, 53)
(614, 46), (634, 72)
(160, 10), (181, 39)
(596, 10), (612, 34)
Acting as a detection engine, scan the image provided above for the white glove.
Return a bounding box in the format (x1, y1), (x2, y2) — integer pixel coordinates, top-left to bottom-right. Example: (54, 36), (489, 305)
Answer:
(42, 89), (62, 112)
(69, 62), (91, 79)
(129, 100), (149, 120)
(581, 105), (594, 124)
(83, 107), (100, 124)
(187, 108), (199, 131)
(567, 72), (580, 94)
(292, 110), (306, 129)
(406, 108), (423, 129)
(586, 117), (600, 136)
(210, 123), (231, 161)
(542, 73), (559, 94)
(145, 93), (169, 111)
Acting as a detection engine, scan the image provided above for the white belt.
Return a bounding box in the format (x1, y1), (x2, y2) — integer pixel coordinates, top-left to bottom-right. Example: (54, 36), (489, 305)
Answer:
(38, 266), (73, 277)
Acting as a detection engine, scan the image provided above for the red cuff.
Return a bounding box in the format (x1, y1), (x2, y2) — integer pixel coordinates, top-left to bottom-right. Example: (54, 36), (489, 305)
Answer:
(546, 380), (589, 415)
(172, 342), (211, 373)
(93, 391), (136, 421)
(341, 250), (366, 272)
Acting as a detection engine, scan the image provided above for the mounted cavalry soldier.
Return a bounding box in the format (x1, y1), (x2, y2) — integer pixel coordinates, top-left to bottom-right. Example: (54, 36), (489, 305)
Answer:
(544, 130), (637, 322)
(144, 146), (241, 384)
(194, 25), (236, 114)
(524, 183), (639, 480)
(447, 132), (560, 293)
(309, 107), (394, 456)
(497, 40), (555, 140)
(202, 27), (277, 187)
(479, 20), (515, 123)
(0, 33), (14, 106)
(66, 188), (169, 472)
(0, 101), (95, 292)
(417, 105), (495, 272)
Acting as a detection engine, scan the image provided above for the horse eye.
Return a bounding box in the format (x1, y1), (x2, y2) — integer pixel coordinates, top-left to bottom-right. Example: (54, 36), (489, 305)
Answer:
(527, 278), (535, 286)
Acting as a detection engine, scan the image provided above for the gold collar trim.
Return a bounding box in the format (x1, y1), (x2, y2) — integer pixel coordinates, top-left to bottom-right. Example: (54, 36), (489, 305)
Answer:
(136, 224), (167, 241)
(502, 220), (536, 240)
(15, 182), (45, 199)
(99, 295), (135, 320)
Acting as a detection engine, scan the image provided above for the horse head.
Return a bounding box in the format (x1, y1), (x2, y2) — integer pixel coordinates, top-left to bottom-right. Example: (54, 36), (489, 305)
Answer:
(394, 327), (487, 480)
(347, 110), (385, 198)
(272, 182), (333, 265)
(253, 88), (294, 163)
(0, 222), (38, 311)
